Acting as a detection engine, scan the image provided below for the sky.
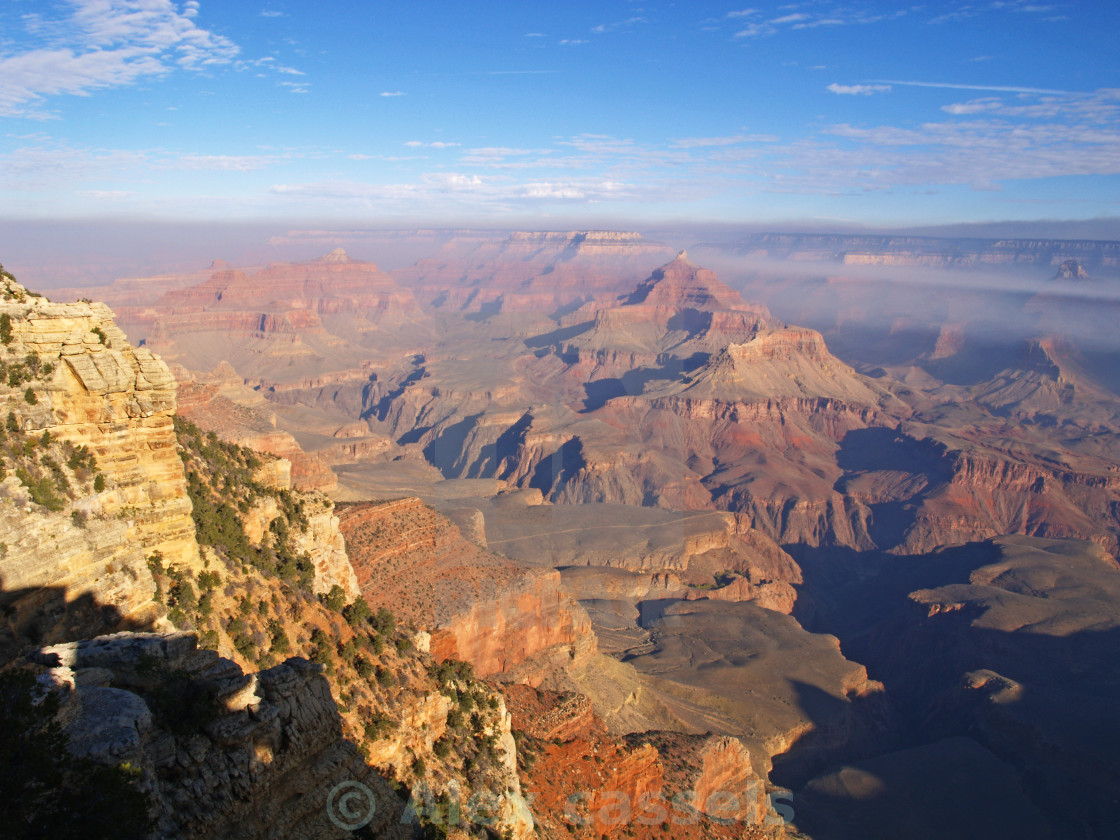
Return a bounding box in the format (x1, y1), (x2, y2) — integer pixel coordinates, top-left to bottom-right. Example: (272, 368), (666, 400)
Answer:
(2, 0), (1120, 231)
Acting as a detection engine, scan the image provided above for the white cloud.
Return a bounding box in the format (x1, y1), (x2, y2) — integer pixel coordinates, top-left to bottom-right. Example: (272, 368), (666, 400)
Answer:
(560, 39), (588, 45)
(0, 0), (240, 117)
(792, 18), (845, 29)
(670, 134), (778, 148)
(168, 154), (279, 171)
(941, 98), (1002, 115)
(76, 189), (132, 198)
(266, 174), (642, 210)
(459, 147), (547, 165)
(404, 140), (460, 149)
(877, 79), (1073, 95)
(734, 24), (772, 38)
(827, 83), (892, 95)
(380, 91), (406, 97)
(591, 16), (646, 34)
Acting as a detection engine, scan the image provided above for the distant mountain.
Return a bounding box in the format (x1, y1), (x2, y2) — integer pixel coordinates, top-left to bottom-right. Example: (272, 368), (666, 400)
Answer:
(699, 232), (1120, 275)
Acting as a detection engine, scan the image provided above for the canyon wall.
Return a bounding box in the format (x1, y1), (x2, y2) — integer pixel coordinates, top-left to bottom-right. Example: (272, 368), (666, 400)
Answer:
(0, 278), (197, 648)
(340, 497), (597, 680)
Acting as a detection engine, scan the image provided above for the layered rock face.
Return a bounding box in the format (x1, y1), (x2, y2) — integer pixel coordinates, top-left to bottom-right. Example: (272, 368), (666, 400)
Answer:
(393, 230), (677, 314)
(240, 488), (359, 599)
(504, 684), (786, 839)
(10, 289), (198, 565)
(32, 632), (410, 840)
(706, 232), (1120, 274)
(111, 250), (433, 395)
(339, 498), (596, 680)
(0, 279), (197, 648)
(428, 568), (596, 681)
(175, 379), (339, 492)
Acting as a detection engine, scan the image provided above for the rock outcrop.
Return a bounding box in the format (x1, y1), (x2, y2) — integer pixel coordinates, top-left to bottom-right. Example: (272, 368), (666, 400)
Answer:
(7, 284), (198, 566)
(0, 278), (197, 649)
(429, 568), (596, 681)
(31, 631), (411, 840)
(504, 684), (786, 839)
(339, 498), (596, 680)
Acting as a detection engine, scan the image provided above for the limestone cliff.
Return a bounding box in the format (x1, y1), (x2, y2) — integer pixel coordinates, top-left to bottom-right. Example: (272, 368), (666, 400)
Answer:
(0, 276), (197, 650)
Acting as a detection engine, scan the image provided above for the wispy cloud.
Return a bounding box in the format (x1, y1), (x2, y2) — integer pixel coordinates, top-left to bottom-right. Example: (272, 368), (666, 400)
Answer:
(591, 17), (646, 34)
(268, 173), (640, 211)
(771, 13), (810, 25)
(77, 189), (132, 199)
(404, 140), (460, 148)
(670, 134), (778, 148)
(876, 79), (1075, 95)
(733, 4), (908, 38)
(769, 89), (1120, 192)
(828, 83), (892, 95)
(930, 0), (1060, 25)
(0, 0), (240, 118)
(166, 153), (280, 172)
(380, 91), (406, 97)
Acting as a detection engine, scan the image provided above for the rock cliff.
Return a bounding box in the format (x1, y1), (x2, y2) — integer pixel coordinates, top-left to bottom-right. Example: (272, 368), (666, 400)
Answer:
(31, 631), (411, 840)
(339, 498), (597, 680)
(504, 684), (787, 839)
(0, 276), (197, 650)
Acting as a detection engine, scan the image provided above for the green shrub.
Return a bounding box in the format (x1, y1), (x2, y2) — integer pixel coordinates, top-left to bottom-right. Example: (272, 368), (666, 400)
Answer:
(322, 584), (347, 612)
(343, 596), (372, 626)
(355, 655), (374, 679)
(363, 712), (396, 740)
(168, 576), (197, 612)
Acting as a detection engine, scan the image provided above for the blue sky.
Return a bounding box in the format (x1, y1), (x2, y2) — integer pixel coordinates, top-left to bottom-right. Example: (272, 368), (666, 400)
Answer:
(2, 0), (1119, 228)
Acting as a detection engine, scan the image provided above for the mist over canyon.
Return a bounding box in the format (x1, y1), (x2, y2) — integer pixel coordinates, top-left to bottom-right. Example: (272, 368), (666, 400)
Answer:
(2, 227), (1120, 840)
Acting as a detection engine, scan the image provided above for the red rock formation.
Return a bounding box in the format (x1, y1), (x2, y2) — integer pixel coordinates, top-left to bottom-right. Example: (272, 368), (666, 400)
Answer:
(625, 251), (760, 312)
(504, 686), (786, 839)
(339, 499), (596, 679)
(394, 230), (677, 313)
(427, 568), (595, 680)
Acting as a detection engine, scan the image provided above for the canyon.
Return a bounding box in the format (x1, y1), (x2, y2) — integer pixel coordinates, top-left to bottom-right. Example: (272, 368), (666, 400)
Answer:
(5, 227), (1120, 838)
